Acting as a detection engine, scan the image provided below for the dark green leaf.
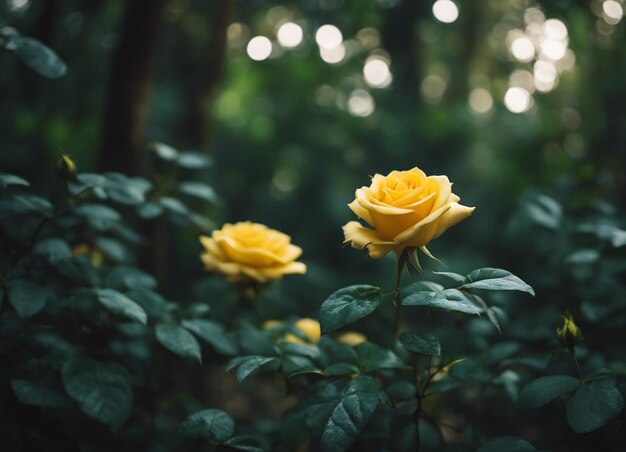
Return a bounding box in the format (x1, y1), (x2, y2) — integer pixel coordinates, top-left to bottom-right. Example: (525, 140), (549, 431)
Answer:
(477, 436), (536, 452)
(432, 271), (466, 283)
(279, 341), (321, 359)
(179, 409), (234, 442)
(105, 265), (157, 291)
(566, 379), (624, 433)
(179, 181), (220, 203)
(398, 332), (441, 357)
(74, 204), (121, 231)
(282, 355), (319, 377)
(305, 375), (382, 451)
(385, 381), (417, 401)
(159, 197), (189, 215)
(151, 142), (179, 161)
(126, 288), (170, 319)
(223, 435), (270, 452)
(355, 342), (405, 372)
(182, 319), (238, 355)
(95, 237), (129, 262)
(93, 289), (147, 324)
(236, 325), (277, 356)
(4, 35), (67, 78)
(324, 363), (360, 377)
(176, 151), (212, 169)
(11, 378), (69, 408)
(137, 202), (164, 219)
(62, 355), (132, 431)
(8, 279), (45, 318)
(156, 323), (202, 364)
(0, 172), (29, 188)
(402, 288), (481, 315)
(524, 194), (562, 230)
(56, 256), (100, 287)
(227, 356), (280, 383)
(517, 375), (580, 410)
(319, 285), (381, 334)
(33, 238), (72, 263)
(462, 268), (535, 296)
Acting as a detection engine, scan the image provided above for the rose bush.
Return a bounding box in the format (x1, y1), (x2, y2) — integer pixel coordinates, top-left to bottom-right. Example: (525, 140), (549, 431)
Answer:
(342, 167), (474, 258)
(200, 221), (306, 283)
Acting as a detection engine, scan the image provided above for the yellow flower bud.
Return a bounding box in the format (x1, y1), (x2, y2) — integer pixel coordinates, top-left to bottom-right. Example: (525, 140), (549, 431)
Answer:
(337, 332), (367, 346)
(557, 315), (583, 351)
(56, 154), (77, 180)
(284, 318), (321, 344)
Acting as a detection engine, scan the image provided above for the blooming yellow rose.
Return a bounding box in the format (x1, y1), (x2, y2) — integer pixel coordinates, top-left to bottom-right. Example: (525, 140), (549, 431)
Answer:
(284, 318), (321, 344)
(343, 167), (474, 258)
(200, 221), (306, 283)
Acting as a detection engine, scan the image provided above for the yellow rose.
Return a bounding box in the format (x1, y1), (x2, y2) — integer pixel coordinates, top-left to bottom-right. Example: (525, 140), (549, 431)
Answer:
(284, 318), (321, 344)
(200, 221), (306, 283)
(342, 167), (474, 258)
(337, 331), (367, 346)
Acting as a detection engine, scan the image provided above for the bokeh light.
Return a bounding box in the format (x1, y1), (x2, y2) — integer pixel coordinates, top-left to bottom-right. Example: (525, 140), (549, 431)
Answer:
(534, 60), (558, 92)
(315, 24), (343, 49)
(432, 0), (459, 24)
(276, 22), (303, 48)
(504, 87), (532, 113)
(468, 88), (493, 114)
(363, 57), (391, 88)
(421, 74), (447, 104)
(246, 36), (272, 61)
(603, 0), (624, 24)
(348, 90), (375, 117)
(511, 36), (535, 62)
(319, 43), (346, 64)
(543, 19), (568, 41)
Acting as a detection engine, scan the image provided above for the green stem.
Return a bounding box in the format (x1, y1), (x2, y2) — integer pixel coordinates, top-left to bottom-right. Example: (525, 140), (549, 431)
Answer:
(573, 349), (586, 384)
(392, 250), (407, 344)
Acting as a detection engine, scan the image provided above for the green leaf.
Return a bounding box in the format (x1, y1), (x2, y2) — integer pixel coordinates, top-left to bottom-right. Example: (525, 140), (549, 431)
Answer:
(566, 379), (624, 433)
(403, 281), (445, 295)
(432, 271), (466, 283)
(62, 355), (132, 431)
(461, 268), (535, 296)
(223, 435), (270, 452)
(385, 381), (417, 402)
(4, 35), (67, 78)
(402, 288), (481, 315)
(179, 181), (220, 203)
(159, 197), (190, 215)
(305, 376), (382, 451)
(137, 202), (164, 219)
(56, 256), (101, 287)
(93, 289), (147, 325)
(8, 279), (46, 318)
(126, 288), (170, 319)
(279, 340), (321, 359)
(355, 342), (405, 372)
(236, 325), (277, 356)
(156, 323), (202, 364)
(398, 332), (441, 357)
(0, 172), (29, 188)
(176, 151), (212, 169)
(319, 285), (381, 334)
(151, 142), (179, 161)
(227, 356), (280, 383)
(74, 204), (121, 231)
(477, 436), (537, 452)
(324, 363), (360, 377)
(524, 194), (561, 230)
(282, 355), (320, 377)
(182, 319), (238, 355)
(179, 409), (234, 443)
(33, 238), (72, 263)
(105, 265), (157, 291)
(11, 378), (69, 408)
(517, 375), (580, 410)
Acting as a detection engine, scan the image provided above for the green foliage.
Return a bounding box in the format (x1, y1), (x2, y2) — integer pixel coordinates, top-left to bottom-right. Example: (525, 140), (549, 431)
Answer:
(566, 380), (624, 433)
(319, 285), (381, 333)
(155, 323), (203, 364)
(179, 409), (234, 442)
(517, 375), (581, 410)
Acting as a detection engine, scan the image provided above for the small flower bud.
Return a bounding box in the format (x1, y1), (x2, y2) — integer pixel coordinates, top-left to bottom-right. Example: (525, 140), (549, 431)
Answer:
(56, 154), (77, 180)
(557, 315), (583, 351)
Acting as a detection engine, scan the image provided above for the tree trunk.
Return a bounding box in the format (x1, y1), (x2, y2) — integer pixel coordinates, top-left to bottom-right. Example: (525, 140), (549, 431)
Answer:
(99, 0), (166, 173)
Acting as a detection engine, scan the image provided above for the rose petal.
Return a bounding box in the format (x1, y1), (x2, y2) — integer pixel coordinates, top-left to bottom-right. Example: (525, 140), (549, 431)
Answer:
(348, 198), (375, 226)
(392, 204), (452, 245)
(342, 221), (398, 258)
(430, 203), (475, 241)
